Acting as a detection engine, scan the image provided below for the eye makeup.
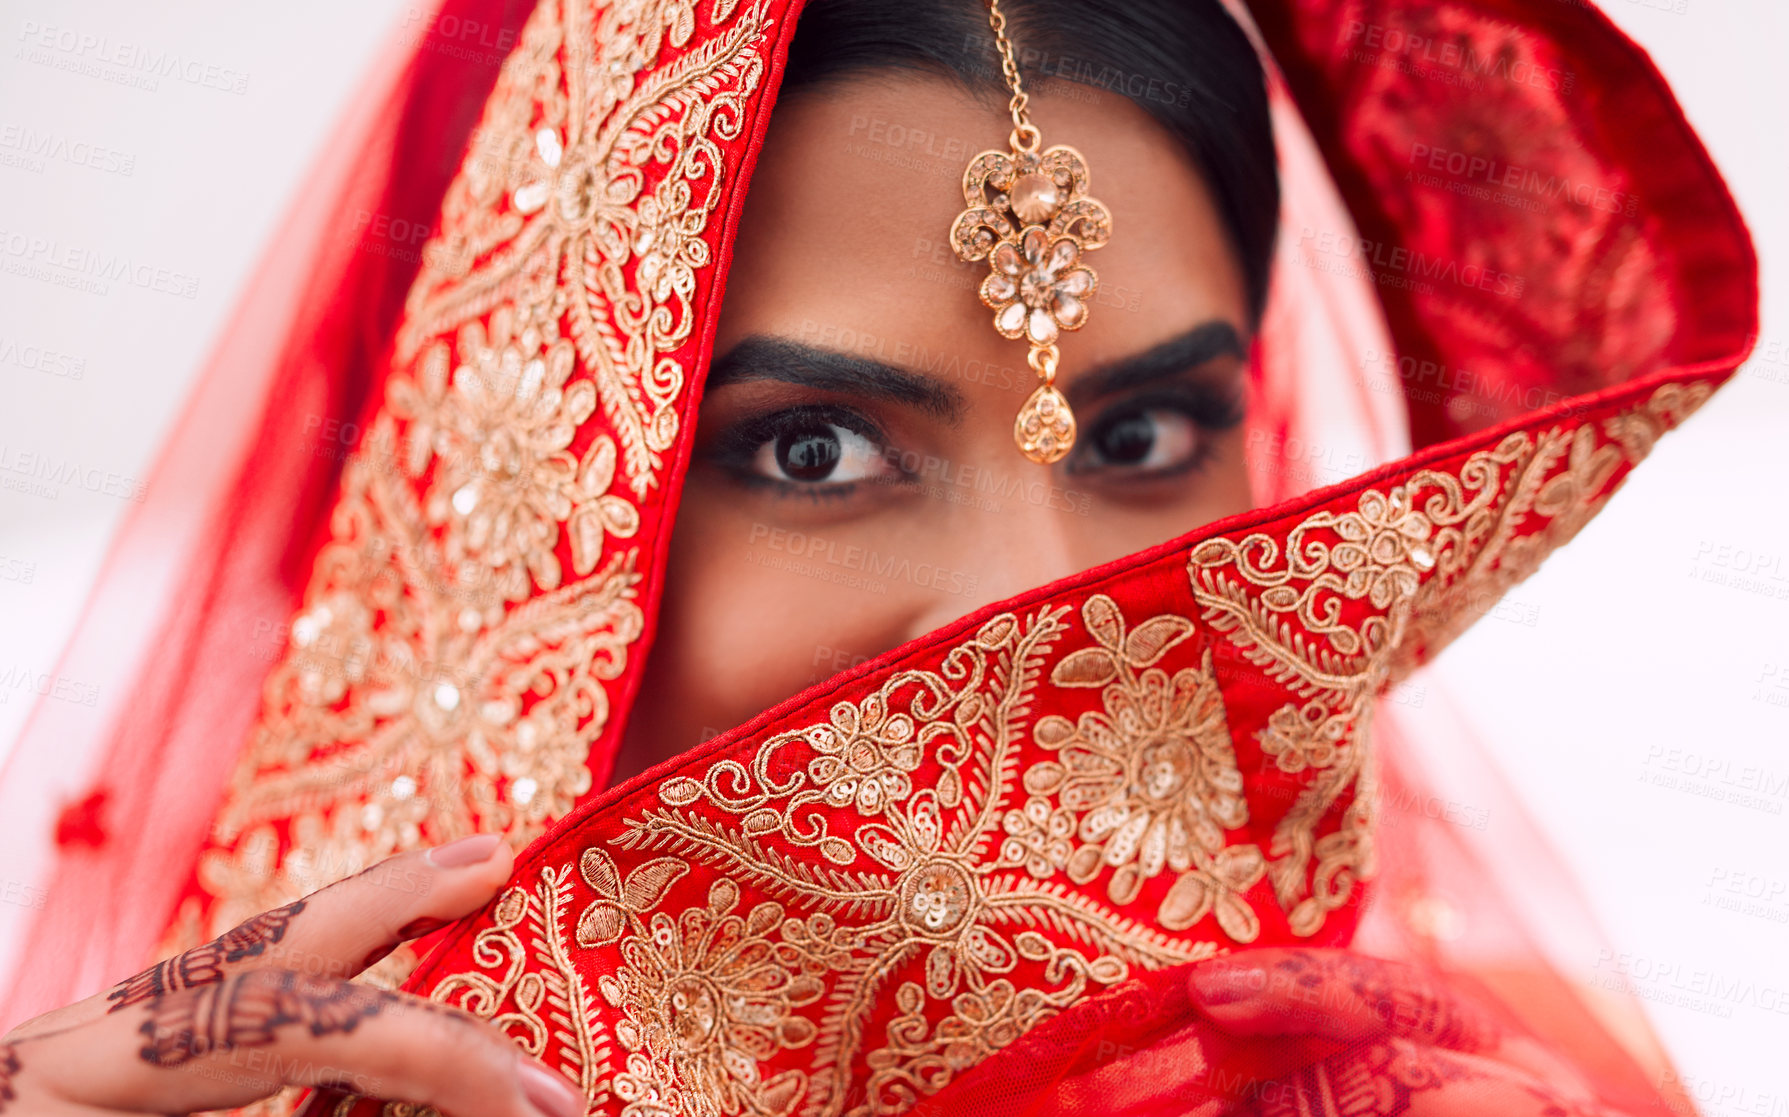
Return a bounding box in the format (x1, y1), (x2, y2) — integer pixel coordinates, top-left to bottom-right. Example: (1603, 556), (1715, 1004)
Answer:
(700, 401), (913, 499)
(1066, 379), (1245, 480)
(694, 320), (1249, 502)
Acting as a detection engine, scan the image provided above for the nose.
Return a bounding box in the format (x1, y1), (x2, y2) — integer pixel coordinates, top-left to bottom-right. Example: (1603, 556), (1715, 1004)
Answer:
(897, 484), (1090, 644)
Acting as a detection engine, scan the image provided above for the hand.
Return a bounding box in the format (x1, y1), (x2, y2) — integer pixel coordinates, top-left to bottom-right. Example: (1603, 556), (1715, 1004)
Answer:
(0, 835), (584, 1117)
(1186, 949), (1619, 1117)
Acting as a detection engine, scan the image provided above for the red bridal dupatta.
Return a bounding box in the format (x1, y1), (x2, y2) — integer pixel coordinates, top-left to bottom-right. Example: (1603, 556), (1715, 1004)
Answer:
(0, 0), (1756, 1113)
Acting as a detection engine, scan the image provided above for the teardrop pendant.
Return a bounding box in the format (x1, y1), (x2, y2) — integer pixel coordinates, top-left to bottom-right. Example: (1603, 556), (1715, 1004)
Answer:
(1014, 382), (1075, 464)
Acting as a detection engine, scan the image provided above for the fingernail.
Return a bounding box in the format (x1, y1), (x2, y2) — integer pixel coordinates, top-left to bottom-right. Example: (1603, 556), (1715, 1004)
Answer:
(425, 833), (502, 868)
(1189, 963), (1263, 1006)
(517, 1058), (583, 1117)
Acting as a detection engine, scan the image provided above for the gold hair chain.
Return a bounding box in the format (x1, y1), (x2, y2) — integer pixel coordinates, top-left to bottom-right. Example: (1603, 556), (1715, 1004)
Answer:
(949, 0), (1112, 464)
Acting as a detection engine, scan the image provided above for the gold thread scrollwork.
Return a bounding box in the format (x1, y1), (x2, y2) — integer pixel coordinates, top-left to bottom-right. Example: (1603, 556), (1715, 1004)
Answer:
(429, 868), (614, 1109)
(1006, 596), (1265, 942)
(615, 606), (1227, 1115)
(191, 0), (775, 945)
(1188, 381), (1714, 937)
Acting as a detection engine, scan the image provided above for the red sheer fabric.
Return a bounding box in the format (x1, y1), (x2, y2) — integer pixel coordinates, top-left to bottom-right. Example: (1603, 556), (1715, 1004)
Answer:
(0, 0), (526, 1019)
(0, 0), (1758, 1115)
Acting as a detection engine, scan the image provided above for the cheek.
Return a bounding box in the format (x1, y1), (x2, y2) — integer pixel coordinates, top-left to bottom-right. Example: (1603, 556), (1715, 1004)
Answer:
(1204, 426), (1256, 512)
(1057, 428), (1255, 561)
(640, 492), (918, 752)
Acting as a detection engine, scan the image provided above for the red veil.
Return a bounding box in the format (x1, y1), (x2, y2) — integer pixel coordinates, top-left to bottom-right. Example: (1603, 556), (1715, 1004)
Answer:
(0, 0), (1756, 1114)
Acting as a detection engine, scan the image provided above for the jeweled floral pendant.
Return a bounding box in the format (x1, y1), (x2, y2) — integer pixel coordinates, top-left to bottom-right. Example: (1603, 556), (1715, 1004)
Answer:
(949, 141), (1112, 465)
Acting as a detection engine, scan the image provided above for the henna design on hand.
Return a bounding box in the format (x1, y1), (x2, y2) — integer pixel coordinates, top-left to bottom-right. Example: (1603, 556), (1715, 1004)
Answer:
(107, 899), (308, 1013)
(1268, 950), (1500, 1051)
(1338, 956), (1498, 1052)
(1259, 1039), (1473, 1117)
(138, 969), (393, 1067)
(0, 1043), (19, 1114)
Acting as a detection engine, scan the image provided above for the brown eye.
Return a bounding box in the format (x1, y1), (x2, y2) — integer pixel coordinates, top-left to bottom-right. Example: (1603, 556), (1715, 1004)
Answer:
(1083, 407), (1200, 472)
(749, 418), (890, 485)
(777, 425), (843, 480)
(1094, 412), (1157, 464)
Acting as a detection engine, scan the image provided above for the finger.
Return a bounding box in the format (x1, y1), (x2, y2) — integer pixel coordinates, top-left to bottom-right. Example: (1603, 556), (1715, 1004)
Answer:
(0, 1040), (119, 1117)
(253, 833), (515, 980)
(1249, 1039), (1613, 1117)
(1186, 949), (1500, 1051)
(15, 835), (513, 1041)
(22, 969), (583, 1117)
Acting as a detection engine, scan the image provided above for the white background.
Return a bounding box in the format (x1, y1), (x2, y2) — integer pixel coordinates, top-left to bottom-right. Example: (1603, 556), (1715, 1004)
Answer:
(1, 0), (1785, 1108)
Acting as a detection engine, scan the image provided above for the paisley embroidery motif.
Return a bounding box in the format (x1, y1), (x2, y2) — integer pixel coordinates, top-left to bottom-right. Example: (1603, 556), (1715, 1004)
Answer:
(188, 0), (777, 941)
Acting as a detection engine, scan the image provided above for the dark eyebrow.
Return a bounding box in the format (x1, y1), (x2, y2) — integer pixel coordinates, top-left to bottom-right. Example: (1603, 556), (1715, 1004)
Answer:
(706, 336), (966, 423)
(1062, 320), (1247, 410)
(706, 321), (1244, 422)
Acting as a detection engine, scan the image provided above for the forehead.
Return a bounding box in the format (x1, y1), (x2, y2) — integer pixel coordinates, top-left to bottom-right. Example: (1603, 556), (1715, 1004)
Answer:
(715, 73), (1250, 380)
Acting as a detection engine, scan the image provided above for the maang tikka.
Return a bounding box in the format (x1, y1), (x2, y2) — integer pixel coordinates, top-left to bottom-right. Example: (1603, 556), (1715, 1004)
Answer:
(950, 0), (1112, 465)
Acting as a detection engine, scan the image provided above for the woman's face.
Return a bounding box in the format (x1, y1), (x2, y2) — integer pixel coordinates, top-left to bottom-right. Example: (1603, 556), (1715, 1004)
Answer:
(613, 74), (1255, 781)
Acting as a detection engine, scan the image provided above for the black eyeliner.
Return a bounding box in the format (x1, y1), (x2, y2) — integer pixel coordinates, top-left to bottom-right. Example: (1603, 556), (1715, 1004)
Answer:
(700, 402), (925, 501)
(1085, 381), (1245, 435)
(703, 403), (887, 469)
(1065, 382), (1242, 479)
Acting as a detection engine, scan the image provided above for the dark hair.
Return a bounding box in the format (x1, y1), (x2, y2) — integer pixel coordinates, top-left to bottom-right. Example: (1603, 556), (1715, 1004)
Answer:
(782, 0), (1279, 322)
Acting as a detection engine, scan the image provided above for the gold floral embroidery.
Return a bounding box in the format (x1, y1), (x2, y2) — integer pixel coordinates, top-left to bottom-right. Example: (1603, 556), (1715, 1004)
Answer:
(611, 606), (1225, 1115)
(189, 0), (776, 939)
(196, 527), (644, 931)
(1009, 596), (1265, 941)
(1190, 380), (1714, 937)
(403, 0), (774, 495)
(394, 380), (1717, 1117)
(583, 852), (833, 1117)
(428, 866), (613, 1109)
(800, 698), (930, 818)
(388, 308), (625, 603)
